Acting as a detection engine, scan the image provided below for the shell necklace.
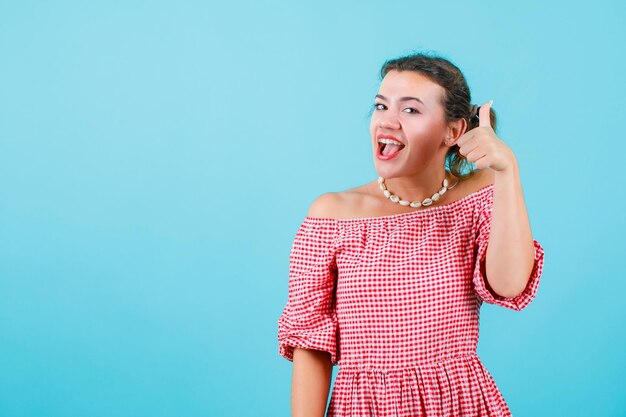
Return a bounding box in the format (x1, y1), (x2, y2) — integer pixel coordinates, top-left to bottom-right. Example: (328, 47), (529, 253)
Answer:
(378, 176), (459, 208)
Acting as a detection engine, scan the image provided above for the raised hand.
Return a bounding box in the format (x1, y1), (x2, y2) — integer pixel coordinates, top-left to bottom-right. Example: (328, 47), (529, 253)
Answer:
(456, 100), (517, 172)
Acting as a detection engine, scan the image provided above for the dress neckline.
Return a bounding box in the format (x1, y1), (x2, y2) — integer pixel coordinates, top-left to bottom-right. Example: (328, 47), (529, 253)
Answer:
(305, 183), (494, 223)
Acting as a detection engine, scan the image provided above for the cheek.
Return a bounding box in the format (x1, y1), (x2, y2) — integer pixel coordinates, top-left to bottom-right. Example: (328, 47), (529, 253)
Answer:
(406, 118), (443, 140)
(404, 124), (445, 154)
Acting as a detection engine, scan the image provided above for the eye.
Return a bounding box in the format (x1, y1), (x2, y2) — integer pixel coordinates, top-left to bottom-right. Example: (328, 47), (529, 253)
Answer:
(373, 103), (420, 114)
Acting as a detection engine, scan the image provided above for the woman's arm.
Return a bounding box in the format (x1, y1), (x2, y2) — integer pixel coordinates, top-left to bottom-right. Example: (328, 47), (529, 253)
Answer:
(485, 160), (537, 298)
(291, 348), (333, 417)
(456, 101), (538, 299)
(287, 194), (338, 416)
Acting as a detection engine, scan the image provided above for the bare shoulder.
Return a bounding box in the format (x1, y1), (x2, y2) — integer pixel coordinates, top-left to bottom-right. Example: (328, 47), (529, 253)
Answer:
(304, 170), (494, 220)
(306, 192), (343, 218)
(306, 184), (369, 219)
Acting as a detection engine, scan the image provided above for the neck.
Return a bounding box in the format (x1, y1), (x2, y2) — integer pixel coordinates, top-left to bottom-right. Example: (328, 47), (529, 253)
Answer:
(380, 168), (456, 202)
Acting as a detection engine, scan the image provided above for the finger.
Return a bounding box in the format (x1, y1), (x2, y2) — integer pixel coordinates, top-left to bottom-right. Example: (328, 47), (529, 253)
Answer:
(455, 130), (472, 147)
(460, 138), (481, 157)
(478, 99), (493, 128)
(457, 127), (479, 146)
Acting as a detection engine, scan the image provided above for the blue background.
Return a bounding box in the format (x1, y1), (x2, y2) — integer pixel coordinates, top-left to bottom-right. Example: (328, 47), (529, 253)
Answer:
(1, 1), (624, 416)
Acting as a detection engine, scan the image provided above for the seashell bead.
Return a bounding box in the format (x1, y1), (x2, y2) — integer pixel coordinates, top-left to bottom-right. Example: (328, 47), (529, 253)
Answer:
(377, 175), (457, 210)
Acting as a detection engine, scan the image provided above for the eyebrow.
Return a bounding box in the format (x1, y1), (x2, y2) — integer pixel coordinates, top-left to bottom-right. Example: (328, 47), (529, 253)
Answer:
(375, 94), (425, 105)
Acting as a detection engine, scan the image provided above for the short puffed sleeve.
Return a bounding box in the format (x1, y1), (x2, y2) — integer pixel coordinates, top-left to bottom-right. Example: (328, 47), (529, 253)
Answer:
(472, 186), (545, 311)
(277, 217), (340, 365)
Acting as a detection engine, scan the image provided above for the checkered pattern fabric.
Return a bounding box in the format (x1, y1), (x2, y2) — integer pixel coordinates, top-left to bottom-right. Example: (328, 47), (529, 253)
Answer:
(278, 184), (545, 416)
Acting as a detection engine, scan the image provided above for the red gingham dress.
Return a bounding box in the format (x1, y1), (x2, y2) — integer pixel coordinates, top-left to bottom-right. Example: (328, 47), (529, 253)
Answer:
(277, 183), (545, 417)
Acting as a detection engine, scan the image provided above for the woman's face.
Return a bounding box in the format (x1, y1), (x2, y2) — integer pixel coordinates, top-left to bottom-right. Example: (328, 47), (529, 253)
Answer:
(370, 70), (450, 179)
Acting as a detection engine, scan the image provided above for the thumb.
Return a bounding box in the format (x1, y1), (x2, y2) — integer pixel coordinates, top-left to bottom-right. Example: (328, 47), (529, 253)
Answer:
(478, 99), (493, 128)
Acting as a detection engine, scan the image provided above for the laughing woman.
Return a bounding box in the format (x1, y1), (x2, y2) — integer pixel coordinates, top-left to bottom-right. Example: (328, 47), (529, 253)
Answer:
(277, 52), (545, 417)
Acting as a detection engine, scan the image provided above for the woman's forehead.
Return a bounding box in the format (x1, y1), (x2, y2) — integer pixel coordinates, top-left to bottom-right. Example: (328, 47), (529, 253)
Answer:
(379, 70), (444, 102)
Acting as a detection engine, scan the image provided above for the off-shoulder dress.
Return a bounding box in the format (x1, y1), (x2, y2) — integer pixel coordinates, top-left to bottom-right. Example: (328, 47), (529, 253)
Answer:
(277, 183), (545, 417)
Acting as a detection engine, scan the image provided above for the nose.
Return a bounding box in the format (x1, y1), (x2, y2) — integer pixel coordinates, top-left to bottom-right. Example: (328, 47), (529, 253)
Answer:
(378, 114), (400, 130)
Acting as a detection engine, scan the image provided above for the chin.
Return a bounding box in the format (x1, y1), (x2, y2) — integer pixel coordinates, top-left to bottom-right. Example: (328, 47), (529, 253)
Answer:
(374, 164), (400, 179)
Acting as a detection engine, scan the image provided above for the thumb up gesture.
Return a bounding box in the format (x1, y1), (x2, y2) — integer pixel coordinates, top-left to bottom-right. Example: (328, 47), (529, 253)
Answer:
(455, 100), (517, 172)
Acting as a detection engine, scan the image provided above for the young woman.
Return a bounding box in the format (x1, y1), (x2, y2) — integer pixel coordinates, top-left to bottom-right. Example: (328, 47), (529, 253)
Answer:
(277, 52), (545, 417)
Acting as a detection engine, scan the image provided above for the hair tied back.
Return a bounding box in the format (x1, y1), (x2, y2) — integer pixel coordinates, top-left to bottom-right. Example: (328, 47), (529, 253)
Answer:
(468, 104), (480, 120)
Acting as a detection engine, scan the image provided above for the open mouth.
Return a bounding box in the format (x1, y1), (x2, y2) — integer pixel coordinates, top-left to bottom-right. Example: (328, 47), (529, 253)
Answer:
(378, 142), (406, 157)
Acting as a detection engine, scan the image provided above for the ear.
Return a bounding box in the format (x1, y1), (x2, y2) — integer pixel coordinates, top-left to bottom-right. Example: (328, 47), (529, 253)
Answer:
(445, 118), (467, 146)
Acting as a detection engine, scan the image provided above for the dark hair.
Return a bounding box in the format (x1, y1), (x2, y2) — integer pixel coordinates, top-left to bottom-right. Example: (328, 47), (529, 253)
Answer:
(377, 51), (497, 180)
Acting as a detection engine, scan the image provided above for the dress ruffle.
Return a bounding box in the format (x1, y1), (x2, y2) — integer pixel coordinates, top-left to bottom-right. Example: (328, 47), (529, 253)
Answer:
(277, 218), (341, 364)
(471, 185), (546, 311)
(473, 237), (545, 311)
(278, 309), (339, 364)
(327, 353), (512, 417)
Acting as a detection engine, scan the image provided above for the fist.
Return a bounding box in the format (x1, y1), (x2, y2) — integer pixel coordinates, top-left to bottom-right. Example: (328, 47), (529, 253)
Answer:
(455, 100), (517, 172)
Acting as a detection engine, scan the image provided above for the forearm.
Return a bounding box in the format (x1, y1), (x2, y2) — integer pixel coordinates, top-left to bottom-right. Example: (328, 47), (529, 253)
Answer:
(291, 348), (333, 417)
(485, 160), (537, 298)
